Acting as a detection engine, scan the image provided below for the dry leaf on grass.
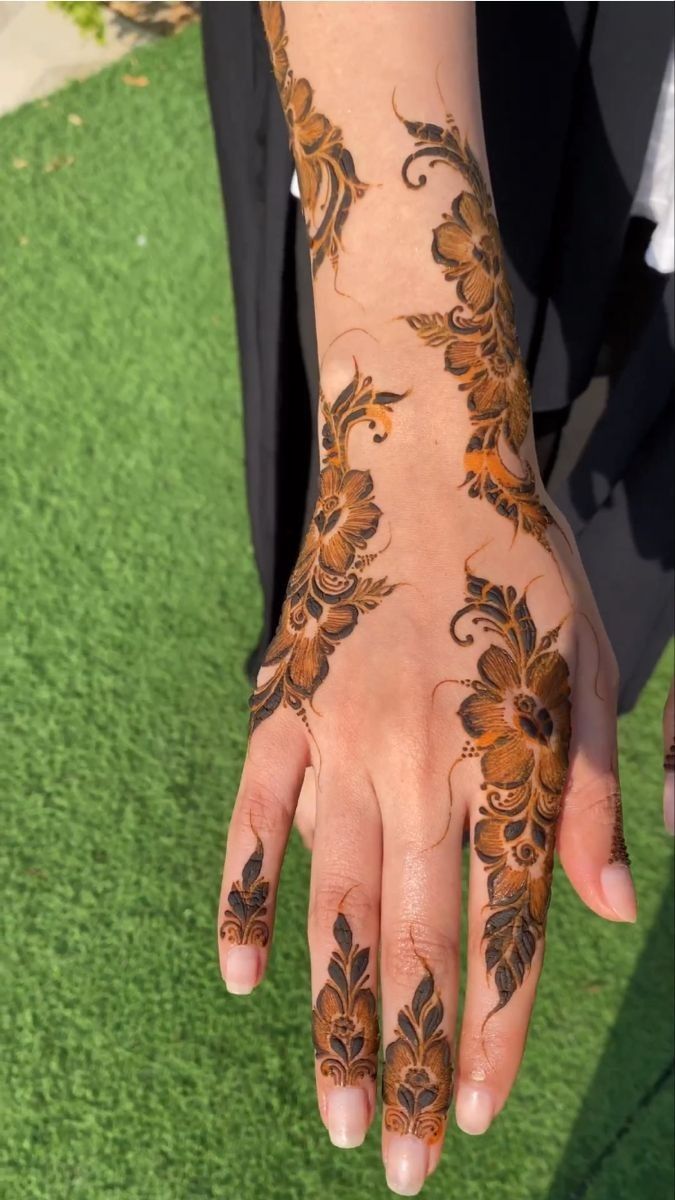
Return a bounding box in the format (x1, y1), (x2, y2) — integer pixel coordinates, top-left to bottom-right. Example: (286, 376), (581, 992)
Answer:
(109, 2), (198, 36)
(68, 113), (84, 127)
(12, 158), (29, 170)
(19, 235), (30, 247)
(44, 155), (75, 174)
(122, 74), (149, 88)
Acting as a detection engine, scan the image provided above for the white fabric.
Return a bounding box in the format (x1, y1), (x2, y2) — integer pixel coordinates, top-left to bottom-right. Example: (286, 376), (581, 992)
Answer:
(632, 46), (675, 274)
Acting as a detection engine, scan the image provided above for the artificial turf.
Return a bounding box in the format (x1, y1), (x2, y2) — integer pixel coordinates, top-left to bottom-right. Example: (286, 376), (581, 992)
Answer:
(1, 24), (673, 1200)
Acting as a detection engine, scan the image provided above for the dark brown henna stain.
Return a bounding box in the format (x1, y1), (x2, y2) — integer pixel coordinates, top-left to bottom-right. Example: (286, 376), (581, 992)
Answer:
(312, 913), (379, 1085)
(249, 364), (408, 732)
(665, 743), (675, 773)
(219, 837), (270, 947)
(450, 571), (572, 1014)
(382, 970), (453, 1143)
(394, 105), (553, 549)
(608, 791), (630, 867)
(260, 2), (368, 280)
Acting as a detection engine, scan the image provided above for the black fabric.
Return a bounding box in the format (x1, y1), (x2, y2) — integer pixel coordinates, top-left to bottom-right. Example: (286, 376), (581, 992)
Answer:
(202, 1), (674, 709)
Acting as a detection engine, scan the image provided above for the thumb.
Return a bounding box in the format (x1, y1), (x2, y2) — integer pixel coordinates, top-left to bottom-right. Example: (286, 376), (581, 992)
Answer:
(557, 618), (637, 925)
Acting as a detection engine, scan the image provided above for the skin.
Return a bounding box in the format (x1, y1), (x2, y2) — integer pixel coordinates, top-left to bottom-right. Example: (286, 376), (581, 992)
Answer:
(218, 5), (638, 1195)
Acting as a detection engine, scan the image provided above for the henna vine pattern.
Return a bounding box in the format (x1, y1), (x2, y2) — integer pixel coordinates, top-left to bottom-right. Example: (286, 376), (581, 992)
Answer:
(397, 110), (553, 548)
(451, 571), (571, 1013)
(312, 913), (379, 1085)
(249, 365), (407, 732)
(219, 837), (270, 947)
(382, 971), (453, 1143)
(261, 1), (368, 279)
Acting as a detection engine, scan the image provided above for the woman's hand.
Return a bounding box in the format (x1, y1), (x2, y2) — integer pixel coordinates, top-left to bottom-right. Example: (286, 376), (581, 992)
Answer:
(217, 5), (636, 1194)
(217, 357), (635, 1195)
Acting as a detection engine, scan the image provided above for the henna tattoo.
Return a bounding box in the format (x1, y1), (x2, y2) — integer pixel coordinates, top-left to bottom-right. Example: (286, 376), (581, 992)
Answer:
(451, 571), (571, 1013)
(397, 109), (553, 548)
(665, 742), (675, 772)
(382, 971), (453, 1143)
(249, 365), (407, 732)
(312, 913), (379, 1085)
(608, 791), (630, 866)
(260, 2), (368, 279)
(219, 838), (270, 947)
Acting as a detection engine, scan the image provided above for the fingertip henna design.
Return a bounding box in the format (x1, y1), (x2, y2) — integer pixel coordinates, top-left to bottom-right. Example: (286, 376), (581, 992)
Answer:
(249, 365), (408, 733)
(260, 1), (368, 280)
(451, 572), (572, 1014)
(382, 971), (453, 1144)
(397, 111), (553, 548)
(665, 742), (675, 773)
(312, 913), (379, 1086)
(220, 837), (270, 947)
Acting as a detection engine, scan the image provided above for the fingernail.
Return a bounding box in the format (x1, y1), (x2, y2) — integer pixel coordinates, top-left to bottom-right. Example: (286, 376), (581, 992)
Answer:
(385, 1134), (429, 1196)
(600, 863), (638, 922)
(326, 1087), (368, 1149)
(224, 945), (260, 994)
(455, 1085), (494, 1135)
(664, 772), (675, 835)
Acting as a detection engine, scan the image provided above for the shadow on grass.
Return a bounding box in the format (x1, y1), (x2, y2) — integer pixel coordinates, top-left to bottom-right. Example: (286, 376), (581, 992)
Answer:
(549, 858), (674, 1199)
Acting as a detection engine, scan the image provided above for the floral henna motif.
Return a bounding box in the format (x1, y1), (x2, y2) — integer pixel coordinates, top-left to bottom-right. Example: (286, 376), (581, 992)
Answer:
(219, 838), (270, 947)
(609, 793), (630, 867)
(249, 365), (407, 732)
(451, 571), (572, 1013)
(261, 1), (368, 279)
(382, 971), (453, 1143)
(398, 111), (553, 548)
(312, 913), (379, 1085)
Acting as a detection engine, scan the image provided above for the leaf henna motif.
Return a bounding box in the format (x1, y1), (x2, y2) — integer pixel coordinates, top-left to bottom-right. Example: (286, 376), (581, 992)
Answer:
(260, 1), (368, 279)
(249, 365), (407, 733)
(312, 913), (379, 1086)
(398, 112), (553, 548)
(219, 838), (270, 947)
(450, 572), (572, 1014)
(382, 971), (453, 1143)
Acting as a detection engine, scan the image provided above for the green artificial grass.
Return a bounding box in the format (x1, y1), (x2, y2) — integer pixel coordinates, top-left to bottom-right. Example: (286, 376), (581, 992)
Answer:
(1, 26), (673, 1200)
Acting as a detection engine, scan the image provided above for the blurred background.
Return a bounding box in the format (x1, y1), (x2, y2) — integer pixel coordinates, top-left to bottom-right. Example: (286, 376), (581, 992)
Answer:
(1, 4), (673, 1199)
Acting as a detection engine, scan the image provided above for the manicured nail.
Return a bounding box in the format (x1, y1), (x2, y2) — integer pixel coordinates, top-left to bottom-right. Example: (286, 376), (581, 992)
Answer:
(664, 771), (674, 835)
(455, 1085), (494, 1135)
(326, 1087), (368, 1149)
(224, 945), (260, 994)
(600, 863), (638, 922)
(385, 1134), (429, 1196)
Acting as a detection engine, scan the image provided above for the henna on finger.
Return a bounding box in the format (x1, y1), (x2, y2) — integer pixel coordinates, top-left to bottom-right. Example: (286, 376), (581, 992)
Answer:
(312, 913), (379, 1085)
(220, 837), (271, 947)
(382, 970), (454, 1144)
(450, 571), (572, 1015)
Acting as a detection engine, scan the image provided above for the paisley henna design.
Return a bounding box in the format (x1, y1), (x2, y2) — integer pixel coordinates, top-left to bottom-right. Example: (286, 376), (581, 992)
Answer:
(312, 913), (379, 1085)
(382, 971), (453, 1143)
(451, 571), (571, 1013)
(260, 2), (368, 279)
(220, 837), (270, 947)
(249, 365), (407, 733)
(397, 110), (553, 548)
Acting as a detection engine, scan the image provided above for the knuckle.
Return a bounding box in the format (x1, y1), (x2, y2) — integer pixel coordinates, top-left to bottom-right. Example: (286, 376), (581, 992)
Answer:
(382, 919), (458, 987)
(308, 875), (372, 935)
(564, 772), (621, 826)
(233, 778), (292, 837)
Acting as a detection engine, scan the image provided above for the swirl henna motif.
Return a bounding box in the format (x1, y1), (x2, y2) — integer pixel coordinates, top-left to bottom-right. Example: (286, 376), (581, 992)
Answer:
(261, 1), (368, 279)
(220, 838), (270, 947)
(450, 571), (572, 1013)
(397, 110), (553, 548)
(312, 913), (379, 1086)
(382, 971), (453, 1143)
(249, 365), (407, 733)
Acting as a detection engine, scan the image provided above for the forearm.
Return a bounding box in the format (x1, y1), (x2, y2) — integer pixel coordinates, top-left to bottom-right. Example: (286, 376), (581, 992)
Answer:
(261, 0), (551, 553)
